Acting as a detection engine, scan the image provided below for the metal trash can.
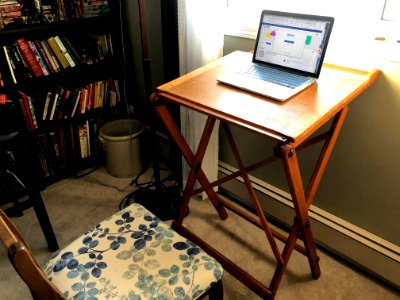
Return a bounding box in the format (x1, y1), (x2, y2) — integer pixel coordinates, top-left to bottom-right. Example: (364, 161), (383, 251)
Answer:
(99, 119), (145, 178)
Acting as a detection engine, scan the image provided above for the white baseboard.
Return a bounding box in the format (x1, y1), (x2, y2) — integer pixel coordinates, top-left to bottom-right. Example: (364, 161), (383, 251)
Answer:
(218, 161), (400, 289)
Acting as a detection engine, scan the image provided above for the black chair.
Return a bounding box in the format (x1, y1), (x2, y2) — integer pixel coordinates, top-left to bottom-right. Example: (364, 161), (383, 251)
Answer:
(0, 100), (59, 252)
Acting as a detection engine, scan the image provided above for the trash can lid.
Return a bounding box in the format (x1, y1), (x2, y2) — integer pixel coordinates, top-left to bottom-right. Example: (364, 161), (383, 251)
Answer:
(99, 119), (145, 142)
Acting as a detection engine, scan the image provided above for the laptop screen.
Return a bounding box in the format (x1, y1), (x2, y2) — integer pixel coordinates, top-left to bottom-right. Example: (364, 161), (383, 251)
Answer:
(253, 10), (334, 77)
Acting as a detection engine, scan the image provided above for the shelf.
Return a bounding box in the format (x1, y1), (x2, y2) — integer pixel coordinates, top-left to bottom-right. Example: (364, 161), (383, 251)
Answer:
(0, 16), (113, 41)
(0, 2), (124, 188)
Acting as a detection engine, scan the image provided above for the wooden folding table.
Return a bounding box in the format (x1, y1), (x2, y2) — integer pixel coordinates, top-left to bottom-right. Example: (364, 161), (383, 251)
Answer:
(150, 51), (379, 299)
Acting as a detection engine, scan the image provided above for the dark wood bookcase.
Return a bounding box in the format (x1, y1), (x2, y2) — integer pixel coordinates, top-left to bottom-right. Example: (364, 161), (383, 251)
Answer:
(0, 1), (126, 186)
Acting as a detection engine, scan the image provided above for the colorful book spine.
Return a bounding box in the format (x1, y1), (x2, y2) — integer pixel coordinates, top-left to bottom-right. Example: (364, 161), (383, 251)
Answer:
(16, 38), (44, 77)
(27, 40), (50, 76)
(41, 40), (61, 72)
(34, 40), (55, 73)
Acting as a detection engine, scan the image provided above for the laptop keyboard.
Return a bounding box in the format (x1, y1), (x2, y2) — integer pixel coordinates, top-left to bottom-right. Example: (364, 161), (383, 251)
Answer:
(240, 65), (310, 89)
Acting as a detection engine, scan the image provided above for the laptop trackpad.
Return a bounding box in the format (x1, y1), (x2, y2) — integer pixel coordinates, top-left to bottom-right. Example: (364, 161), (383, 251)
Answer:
(217, 74), (309, 101)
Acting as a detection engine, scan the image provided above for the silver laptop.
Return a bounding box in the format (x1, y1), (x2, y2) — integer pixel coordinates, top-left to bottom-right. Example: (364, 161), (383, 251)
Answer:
(217, 10), (334, 101)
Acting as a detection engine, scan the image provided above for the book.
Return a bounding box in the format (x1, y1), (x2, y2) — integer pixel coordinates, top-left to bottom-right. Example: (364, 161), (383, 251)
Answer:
(54, 35), (76, 68)
(86, 82), (94, 110)
(38, 131), (63, 176)
(41, 40), (61, 72)
(56, 0), (68, 21)
(57, 88), (71, 119)
(71, 88), (81, 117)
(90, 34), (107, 61)
(27, 40), (50, 76)
(0, 0), (20, 4)
(1, 10), (21, 17)
(106, 33), (114, 57)
(0, 93), (6, 104)
(49, 92), (59, 120)
(39, 132), (64, 177)
(60, 35), (83, 65)
(82, 0), (110, 17)
(34, 40), (55, 73)
(36, 134), (51, 178)
(114, 79), (120, 104)
(41, 0), (56, 22)
(61, 88), (75, 118)
(48, 131), (63, 171)
(12, 42), (33, 80)
(57, 126), (66, 165)
(0, 3), (21, 12)
(86, 120), (91, 157)
(49, 86), (66, 120)
(94, 80), (105, 108)
(78, 123), (88, 159)
(18, 91), (35, 130)
(27, 94), (38, 129)
(3, 45), (17, 84)
(39, 40), (58, 73)
(47, 36), (70, 69)
(42, 91), (52, 120)
(80, 86), (89, 114)
(106, 78), (118, 107)
(16, 38), (44, 77)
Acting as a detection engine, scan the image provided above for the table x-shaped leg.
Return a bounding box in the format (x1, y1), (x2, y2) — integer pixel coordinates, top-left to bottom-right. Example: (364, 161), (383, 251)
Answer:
(151, 92), (349, 299)
(150, 93), (228, 222)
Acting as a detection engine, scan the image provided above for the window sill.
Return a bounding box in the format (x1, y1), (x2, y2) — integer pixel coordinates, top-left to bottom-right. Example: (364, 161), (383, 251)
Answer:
(224, 27), (257, 40)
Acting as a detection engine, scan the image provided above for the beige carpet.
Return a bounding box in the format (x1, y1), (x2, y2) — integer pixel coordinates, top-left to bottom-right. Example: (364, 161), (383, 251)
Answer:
(0, 167), (399, 299)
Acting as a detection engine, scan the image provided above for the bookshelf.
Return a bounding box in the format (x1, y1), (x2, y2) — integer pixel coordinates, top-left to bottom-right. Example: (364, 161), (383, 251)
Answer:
(0, 0), (125, 185)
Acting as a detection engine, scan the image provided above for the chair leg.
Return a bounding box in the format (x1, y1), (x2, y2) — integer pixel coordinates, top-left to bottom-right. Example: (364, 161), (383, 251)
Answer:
(30, 190), (59, 252)
(207, 280), (224, 300)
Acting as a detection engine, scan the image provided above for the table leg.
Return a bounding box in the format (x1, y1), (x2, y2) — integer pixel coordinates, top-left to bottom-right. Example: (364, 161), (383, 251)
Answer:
(222, 123), (283, 265)
(281, 144), (321, 279)
(150, 94), (228, 221)
(305, 106), (348, 208)
(150, 94), (350, 298)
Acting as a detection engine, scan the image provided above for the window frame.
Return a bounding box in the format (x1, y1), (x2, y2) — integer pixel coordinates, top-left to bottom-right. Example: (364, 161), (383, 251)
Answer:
(224, 0), (398, 39)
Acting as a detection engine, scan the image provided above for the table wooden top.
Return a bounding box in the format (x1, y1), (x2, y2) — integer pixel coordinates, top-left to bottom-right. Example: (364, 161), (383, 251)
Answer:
(156, 51), (379, 145)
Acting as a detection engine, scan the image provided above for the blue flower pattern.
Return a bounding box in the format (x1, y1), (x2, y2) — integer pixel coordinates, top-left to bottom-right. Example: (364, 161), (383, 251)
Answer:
(45, 204), (223, 299)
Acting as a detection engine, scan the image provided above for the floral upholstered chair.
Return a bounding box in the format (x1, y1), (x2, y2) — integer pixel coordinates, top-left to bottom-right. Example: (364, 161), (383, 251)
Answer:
(0, 203), (224, 299)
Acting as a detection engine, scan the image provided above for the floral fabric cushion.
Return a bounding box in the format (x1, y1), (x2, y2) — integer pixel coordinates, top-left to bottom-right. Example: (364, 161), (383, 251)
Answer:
(45, 203), (223, 300)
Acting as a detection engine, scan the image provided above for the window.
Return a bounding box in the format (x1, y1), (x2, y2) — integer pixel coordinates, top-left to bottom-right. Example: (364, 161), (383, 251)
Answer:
(225, 0), (400, 62)
(225, 0), (390, 39)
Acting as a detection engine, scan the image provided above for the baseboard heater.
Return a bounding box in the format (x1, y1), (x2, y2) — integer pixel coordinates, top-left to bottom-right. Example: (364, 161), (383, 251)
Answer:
(218, 161), (400, 290)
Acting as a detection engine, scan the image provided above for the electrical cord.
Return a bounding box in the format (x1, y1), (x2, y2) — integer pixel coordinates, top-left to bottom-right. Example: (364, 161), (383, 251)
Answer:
(118, 170), (186, 221)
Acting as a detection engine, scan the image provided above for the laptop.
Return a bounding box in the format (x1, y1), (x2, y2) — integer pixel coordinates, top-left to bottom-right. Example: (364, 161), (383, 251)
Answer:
(217, 10), (334, 101)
